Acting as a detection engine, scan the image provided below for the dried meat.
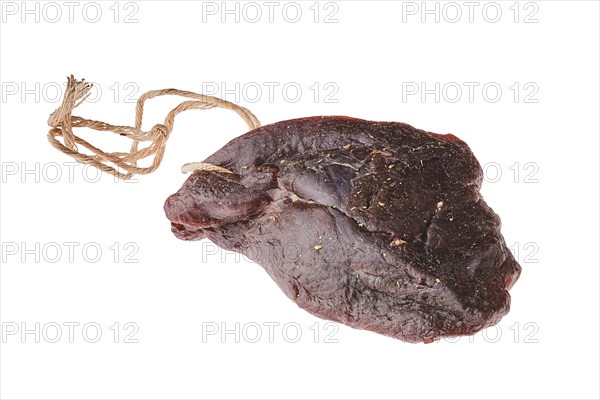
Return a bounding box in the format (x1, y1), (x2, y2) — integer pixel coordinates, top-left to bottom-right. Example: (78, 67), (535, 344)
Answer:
(164, 116), (521, 343)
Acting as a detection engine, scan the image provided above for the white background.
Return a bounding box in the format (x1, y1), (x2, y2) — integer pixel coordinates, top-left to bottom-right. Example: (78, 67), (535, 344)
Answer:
(1, 1), (599, 399)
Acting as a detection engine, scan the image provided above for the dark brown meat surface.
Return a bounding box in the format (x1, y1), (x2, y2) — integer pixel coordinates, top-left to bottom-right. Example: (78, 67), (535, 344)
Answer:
(164, 116), (521, 343)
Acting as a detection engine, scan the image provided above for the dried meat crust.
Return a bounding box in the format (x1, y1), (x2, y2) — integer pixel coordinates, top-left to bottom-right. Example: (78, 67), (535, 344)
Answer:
(164, 116), (521, 343)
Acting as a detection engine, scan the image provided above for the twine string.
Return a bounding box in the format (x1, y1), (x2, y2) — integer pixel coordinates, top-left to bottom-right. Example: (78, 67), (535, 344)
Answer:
(47, 75), (261, 180)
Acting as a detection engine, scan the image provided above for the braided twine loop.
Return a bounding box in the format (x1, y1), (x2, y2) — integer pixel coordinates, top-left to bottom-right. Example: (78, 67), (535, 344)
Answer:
(47, 75), (261, 180)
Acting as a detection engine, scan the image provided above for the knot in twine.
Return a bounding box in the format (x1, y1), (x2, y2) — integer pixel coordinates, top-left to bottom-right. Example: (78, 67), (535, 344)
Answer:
(47, 75), (261, 180)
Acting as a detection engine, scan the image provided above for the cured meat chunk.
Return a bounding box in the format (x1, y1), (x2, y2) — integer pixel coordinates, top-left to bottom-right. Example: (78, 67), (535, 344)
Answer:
(164, 116), (521, 343)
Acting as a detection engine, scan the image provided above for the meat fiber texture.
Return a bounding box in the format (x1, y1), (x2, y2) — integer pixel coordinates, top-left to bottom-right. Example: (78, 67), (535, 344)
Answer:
(164, 116), (521, 343)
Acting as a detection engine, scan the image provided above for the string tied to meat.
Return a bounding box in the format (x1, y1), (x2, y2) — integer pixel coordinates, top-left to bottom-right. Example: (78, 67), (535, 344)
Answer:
(47, 75), (261, 180)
